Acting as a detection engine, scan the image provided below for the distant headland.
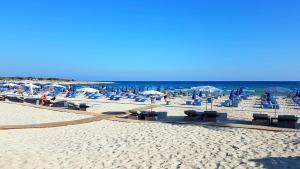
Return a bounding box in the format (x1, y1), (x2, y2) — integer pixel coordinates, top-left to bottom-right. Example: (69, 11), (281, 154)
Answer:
(0, 77), (114, 85)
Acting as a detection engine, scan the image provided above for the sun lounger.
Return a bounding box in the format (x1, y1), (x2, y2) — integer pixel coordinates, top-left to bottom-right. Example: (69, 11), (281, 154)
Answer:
(262, 102), (271, 108)
(67, 102), (89, 111)
(232, 100), (239, 107)
(252, 114), (270, 125)
(207, 98), (213, 103)
(139, 98), (147, 102)
(221, 100), (232, 107)
(202, 111), (218, 122)
(0, 95), (6, 101)
(156, 97), (162, 101)
(79, 103), (89, 111)
(51, 101), (65, 107)
(186, 100), (193, 105)
(277, 115), (298, 128)
(7, 96), (24, 103)
(24, 98), (39, 104)
(184, 110), (198, 117)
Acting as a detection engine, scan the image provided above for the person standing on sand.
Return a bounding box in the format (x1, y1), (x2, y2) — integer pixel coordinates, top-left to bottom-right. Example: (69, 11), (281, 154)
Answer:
(163, 91), (168, 103)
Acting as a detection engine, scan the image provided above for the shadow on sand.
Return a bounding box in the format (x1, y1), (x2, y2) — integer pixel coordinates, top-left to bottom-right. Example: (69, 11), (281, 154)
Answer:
(250, 156), (300, 169)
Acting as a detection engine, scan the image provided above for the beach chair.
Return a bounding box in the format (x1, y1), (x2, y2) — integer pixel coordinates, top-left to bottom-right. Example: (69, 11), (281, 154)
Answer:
(207, 98), (213, 103)
(139, 98), (148, 102)
(0, 95), (6, 101)
(194, 100), (201, 106)
(156, 97), (162, 101)
(109, 95), (116, 100)
(262, 102), (271, 108)
(232, 100), (239, 107)
(277, 115), (299, 128)
(184, 110), (199, 117)
(186, 100), (193, 105)
(202, 111), (218, 122)
(222, 100), (232, 107)
(252, 114), (270, 125)
(79, 103), (89, 111)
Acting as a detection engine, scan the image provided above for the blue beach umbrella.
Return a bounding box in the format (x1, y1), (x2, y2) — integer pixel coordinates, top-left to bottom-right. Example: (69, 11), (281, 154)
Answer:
(295, 90), (299, 97)
(199, 91), (203, 97)
(266, 92), (271, 101)
(229, 90), (234, 100)
(235, 89), (239, 96)
(192, 91), (197, 100)
(239, 88), (243, 95)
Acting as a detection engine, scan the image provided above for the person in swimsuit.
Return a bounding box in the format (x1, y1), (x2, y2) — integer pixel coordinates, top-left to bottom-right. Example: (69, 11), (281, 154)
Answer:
(40, 94), (48, 105)
(163, 91), (168, 103)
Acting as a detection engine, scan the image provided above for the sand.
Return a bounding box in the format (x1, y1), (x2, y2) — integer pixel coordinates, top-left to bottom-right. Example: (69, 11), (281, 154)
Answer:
(0, 120), (300, 169)
(0, 102), (89, 125)
(0, 95), (300, 169)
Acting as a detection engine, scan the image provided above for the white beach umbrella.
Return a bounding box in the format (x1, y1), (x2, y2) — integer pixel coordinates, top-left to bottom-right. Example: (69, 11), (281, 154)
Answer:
(191, 86), (223, 111)
(76, 87), (99, 93)
(24, 84), (40, 89)
(191, 86), (223, 93)
(1, 83), (20, 87)
(142, 90), (164, 96)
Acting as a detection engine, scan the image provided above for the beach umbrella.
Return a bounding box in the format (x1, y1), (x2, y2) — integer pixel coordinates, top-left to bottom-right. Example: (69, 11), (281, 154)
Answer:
(142, 90), (164, 96)
(266, 92), (271, 101)
(1, 83), (20, 87)
(239, 88), (243, 95)
(24, 83), (39, 89)
(199, 91), (203, 97)
(191, 86), (223, 111)
(229, 90), (234, 100)
(192, 90), (197, 100)
(235, 89), (239, 96)
(264, 87), (292, 95)
(191, 86), (223, 94)
(76, 87), (99, 93)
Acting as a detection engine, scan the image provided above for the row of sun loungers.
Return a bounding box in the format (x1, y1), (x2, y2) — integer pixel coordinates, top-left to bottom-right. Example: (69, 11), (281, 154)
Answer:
(252, 113), (298, 128)
(184, 110), (227, 122)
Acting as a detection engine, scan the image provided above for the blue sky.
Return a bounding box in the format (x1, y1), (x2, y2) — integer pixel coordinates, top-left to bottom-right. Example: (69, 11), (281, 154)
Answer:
(0, 0), (299, 81)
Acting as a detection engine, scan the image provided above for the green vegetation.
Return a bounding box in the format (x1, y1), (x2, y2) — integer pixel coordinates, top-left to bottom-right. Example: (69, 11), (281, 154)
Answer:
(0, 77), (76, 81)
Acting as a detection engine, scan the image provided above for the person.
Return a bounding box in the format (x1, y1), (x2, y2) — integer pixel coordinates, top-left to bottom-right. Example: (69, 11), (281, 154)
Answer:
(163, 91), (168, 103)
(40, 94), (47, 105)
(150, 97), (155, 104)
(18, 86), (24, 96)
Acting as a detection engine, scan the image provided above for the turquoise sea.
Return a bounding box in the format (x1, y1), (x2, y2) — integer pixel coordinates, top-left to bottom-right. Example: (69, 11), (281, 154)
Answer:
(86, 81), (300, 94)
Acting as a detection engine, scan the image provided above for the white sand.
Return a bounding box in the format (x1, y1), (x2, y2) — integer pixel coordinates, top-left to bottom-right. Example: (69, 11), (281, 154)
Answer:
(0, 120), (299, 169)
(0, 102), (89, 125)
(0, 96), (300, 168)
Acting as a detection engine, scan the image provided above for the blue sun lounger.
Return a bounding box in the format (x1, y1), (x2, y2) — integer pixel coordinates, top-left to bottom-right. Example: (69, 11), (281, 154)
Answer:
(194, 100), (201, 106)
(262, 101), (271, 108)
(139, 98), (148, 102)
(186, 100), (193, 105)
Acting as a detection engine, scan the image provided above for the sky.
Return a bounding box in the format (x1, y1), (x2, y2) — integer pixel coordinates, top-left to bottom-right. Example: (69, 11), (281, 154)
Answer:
(0, 0), (299, 81)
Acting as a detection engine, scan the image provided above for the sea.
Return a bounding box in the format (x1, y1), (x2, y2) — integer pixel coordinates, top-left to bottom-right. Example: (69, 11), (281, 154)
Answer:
(87, 81), (300, 94)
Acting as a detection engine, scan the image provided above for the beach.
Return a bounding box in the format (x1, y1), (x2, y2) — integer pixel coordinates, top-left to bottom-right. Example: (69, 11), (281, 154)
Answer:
(1, 94), (300, 169)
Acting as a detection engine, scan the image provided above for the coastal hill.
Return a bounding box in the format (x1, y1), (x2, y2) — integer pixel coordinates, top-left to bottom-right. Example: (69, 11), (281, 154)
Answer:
(0, 77), (113, 84)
